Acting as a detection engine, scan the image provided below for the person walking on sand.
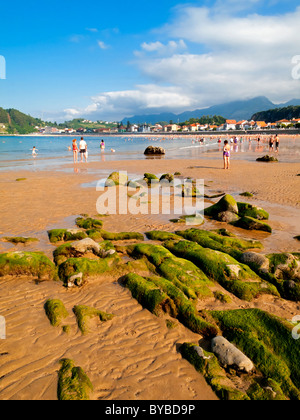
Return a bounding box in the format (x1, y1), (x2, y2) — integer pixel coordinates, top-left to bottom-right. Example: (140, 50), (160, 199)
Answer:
(72, 139), (78, 163)
(223, 140), (231, 170)
(275, 134), (280, 153)
(79, 137), (87, 162)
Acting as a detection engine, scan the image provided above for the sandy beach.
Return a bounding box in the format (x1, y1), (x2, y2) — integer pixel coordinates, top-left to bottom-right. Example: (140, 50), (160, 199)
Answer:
(0, 152), (300, 400)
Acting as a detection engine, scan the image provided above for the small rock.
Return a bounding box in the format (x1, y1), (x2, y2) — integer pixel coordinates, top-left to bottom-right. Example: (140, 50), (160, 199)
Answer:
(211, 336), (254, 373)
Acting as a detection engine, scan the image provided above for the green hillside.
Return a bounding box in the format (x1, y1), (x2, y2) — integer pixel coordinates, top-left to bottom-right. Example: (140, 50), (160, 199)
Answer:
(0, 108), (43, 134)
(252, 106), (300, 124)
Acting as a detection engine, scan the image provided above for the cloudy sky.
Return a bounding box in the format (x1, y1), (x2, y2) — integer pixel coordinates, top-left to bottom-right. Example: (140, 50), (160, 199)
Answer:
(0, 0), (299, 122)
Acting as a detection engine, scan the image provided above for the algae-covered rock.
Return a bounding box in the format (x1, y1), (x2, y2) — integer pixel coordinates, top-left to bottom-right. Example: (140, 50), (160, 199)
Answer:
(44, 299), (69, 327)
(176, 228), (263, 260)
(163, 240), (279, 301)
(0, 251), (58, 281)
(204, 194), (239, 222)
(237, 202), (269, 220)
(180, 343), (249, 400)
(211, 336), (254, 373)
(73, 305), (114, 335)
(122, 273), (177, 317)
(240, 252), (270, 274)
(143, 173), (159, 186)
(98, 231), (144, 241)
(232, 216), (272, 233)
(159, 173), (174, 183)
(247, 378), (287, 400)
(2, 237), (39, 245)
(58, 253), (120, 286)
(75, 217), (103, 230)
(128, 243), (213, 300)
(105, 171), (128, 186)
(57, 359), (93, 400)
(145, 231), (182, 242)
(211, 309), (300, 400)
(48, 229), (88, 244)
(53, 238), (115, 266)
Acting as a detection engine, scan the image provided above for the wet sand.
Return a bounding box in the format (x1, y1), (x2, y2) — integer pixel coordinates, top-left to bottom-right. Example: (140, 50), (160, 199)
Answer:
(0, 156), (299, 400)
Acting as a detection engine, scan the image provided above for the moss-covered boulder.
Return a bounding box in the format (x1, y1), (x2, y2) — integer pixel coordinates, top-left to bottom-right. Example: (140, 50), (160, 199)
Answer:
(211, 309), (300, 400)
(232, 216), (272, 233)
(128, 243), (213, 300)
(48, 229), (88, 244)
(122, 273), (177, 317)
(105, 171), (128, 187)
(57, 359), (93, 400)
(176, 228), (263, 260)
(143, 173), (159, 186)
(73, 305), (114, 335)
(145, 231), (182, 242)
(44, 299), (69, 327)
(160, 173), (174, 183)
(98, 231), (144, 241)
(2, 237), (39, 245)
(58, 253), (120, 287)
(0, 251), (58, 281)
(53, 238), (116, 266)
(163, 240), (279, 301)
(75, 217), (103, 230)
(237, 202), (269, 220)
(180, 343), (249, 400)
(204, 195), (239, 223)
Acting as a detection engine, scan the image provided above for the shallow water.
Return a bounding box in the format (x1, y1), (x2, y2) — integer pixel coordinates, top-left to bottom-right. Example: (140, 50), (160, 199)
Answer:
(0, 134), (299, 171)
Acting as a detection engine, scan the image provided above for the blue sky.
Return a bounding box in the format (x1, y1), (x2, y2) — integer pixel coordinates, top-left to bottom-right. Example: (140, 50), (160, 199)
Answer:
(0, 0), (300, 122)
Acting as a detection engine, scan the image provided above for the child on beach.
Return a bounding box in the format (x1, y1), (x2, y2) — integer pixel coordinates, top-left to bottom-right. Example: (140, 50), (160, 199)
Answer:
(31, 146), (38, 157)
(223, 140), (230, 170)
(72, 139), (78, 163)
(100, 140), (105, 150)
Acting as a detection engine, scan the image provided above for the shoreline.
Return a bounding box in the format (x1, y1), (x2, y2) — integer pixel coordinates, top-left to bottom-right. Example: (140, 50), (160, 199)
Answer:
(0, 155), (299, 400)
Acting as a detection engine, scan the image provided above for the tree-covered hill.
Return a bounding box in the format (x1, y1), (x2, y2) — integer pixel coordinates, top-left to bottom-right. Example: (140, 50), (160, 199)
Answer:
(0, 107), (44, 134)
(252, 106), (300, 123)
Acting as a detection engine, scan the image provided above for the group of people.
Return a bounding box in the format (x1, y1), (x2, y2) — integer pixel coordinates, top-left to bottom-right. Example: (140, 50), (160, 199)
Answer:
(222, 134), (280, 170)
(72, 137), (88, 163)
(71, 138), (115, 163)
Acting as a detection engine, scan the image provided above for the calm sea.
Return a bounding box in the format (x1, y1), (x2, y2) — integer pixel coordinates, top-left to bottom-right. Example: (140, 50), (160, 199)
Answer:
(0, 134), (299, 171)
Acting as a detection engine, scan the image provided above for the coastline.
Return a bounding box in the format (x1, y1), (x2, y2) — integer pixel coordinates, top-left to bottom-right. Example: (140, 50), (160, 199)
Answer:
(0, 154), (299, 400)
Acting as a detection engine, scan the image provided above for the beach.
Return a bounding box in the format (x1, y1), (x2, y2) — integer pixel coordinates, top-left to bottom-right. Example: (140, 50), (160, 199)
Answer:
(0, 138), (300, 400)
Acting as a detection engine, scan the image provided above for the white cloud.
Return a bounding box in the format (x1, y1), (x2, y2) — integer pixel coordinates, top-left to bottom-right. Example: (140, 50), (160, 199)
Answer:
(63, 2), (300, 120)
(97, 40), (109, 50)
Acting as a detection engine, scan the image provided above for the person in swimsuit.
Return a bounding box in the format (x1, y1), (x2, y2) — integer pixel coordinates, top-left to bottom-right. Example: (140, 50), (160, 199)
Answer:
(275, 135), (280, 152)
(269, 136), (274, 152)
(100, 139), (105, 150)
(72, 139), (78, 163)
(223, 140), (230, 170)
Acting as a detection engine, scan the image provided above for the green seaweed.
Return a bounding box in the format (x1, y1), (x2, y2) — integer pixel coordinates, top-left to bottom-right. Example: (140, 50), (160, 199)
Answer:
(75, 217), (103, 230)
(176, 228), (262, 260)
(211, 309), (300, 400)
(2, 237), (39, 245)
(0, 251), (58, 281)
(57, 359), (93, 400)
(48, 229), (88, 244)
(180, 343), (249, 400)
(163, 240), (279, 301)
(237, 202), (269, 220)
(44, 299), (69, 327)
(232, 216), (272, 233)
(73, 305), (114, 335)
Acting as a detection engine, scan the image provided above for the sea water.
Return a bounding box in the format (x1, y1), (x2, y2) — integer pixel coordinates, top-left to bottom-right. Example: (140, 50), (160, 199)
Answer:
(0, 134), (298, 171)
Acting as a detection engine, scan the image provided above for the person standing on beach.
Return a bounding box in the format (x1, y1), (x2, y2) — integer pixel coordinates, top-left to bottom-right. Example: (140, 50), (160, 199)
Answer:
(269, 136), (274, 152)
(72, 139), (78, 163)
(100, 139), (105, 151)
(223, 140), (231, 170)
(79, 137), (87, 162)
(275, 135), (280, 153)
(31, 146), (38, 157)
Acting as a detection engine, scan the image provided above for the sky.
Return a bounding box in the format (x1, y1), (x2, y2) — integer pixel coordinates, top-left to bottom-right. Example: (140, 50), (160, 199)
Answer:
(0, 0), (300, 122)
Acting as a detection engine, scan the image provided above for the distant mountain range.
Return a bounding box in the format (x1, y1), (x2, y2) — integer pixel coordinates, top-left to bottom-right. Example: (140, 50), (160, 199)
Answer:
(122, 96), (300, 125)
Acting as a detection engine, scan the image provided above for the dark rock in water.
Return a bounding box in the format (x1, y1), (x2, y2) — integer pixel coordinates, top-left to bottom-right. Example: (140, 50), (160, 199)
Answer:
(256, 155), (278, 162)
(144, 146), (166, 155)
